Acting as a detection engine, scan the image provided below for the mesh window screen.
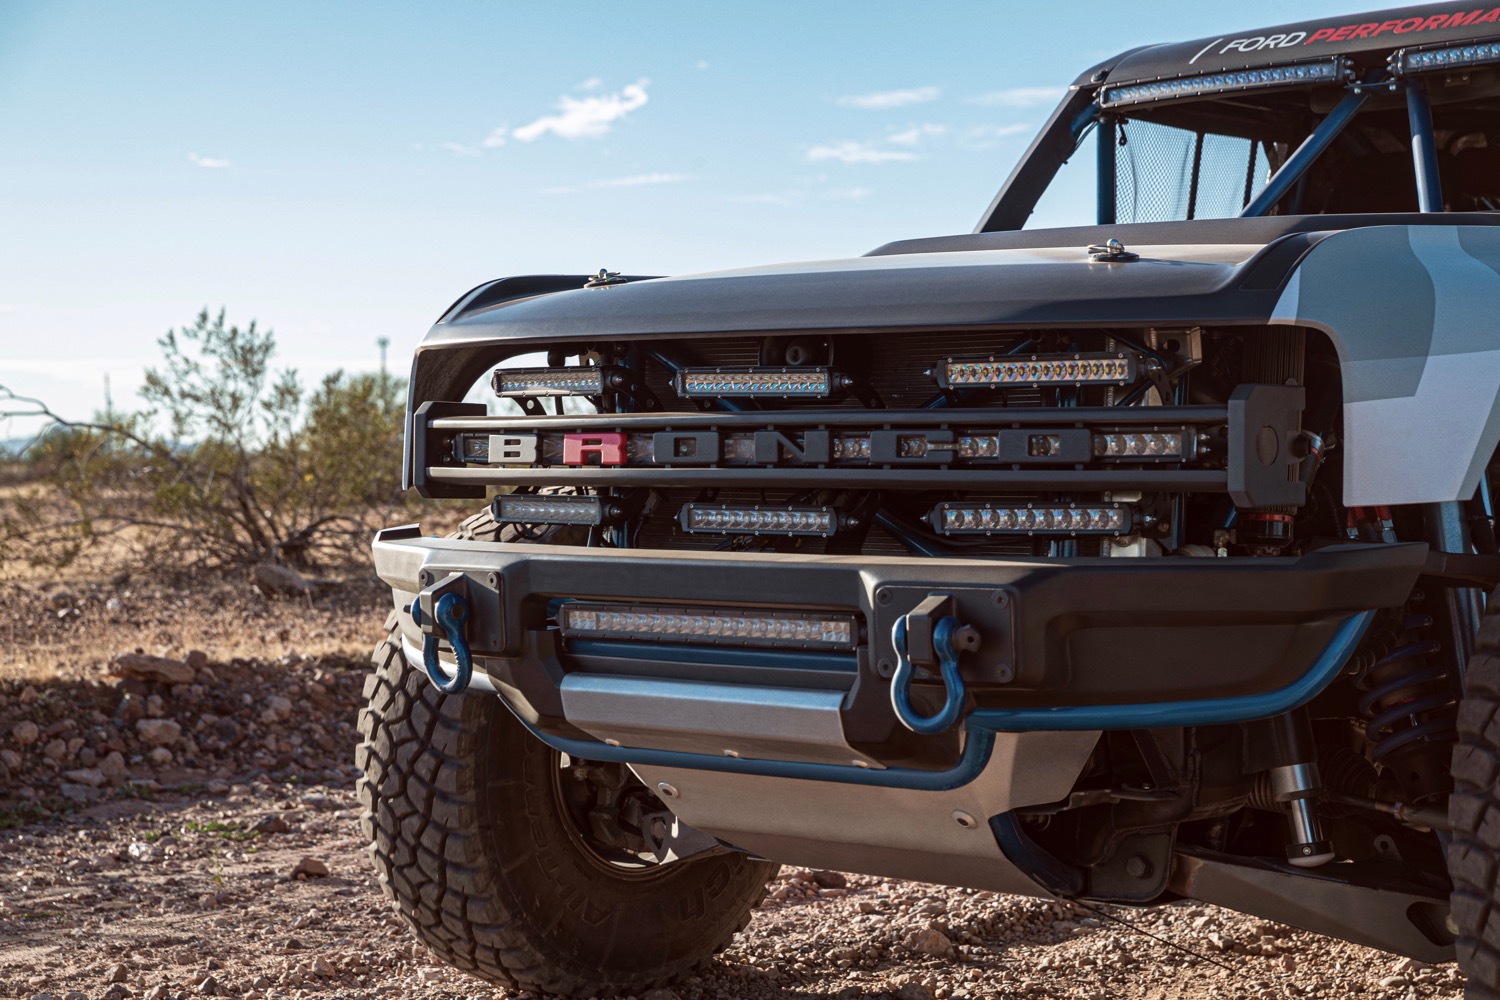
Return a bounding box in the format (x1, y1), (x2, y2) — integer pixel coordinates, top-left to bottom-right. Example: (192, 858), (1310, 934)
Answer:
(1115, 120), (1271, 223)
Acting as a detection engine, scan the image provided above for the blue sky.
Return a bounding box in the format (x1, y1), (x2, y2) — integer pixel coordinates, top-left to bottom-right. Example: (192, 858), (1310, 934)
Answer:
(1, 0), (1372, 434)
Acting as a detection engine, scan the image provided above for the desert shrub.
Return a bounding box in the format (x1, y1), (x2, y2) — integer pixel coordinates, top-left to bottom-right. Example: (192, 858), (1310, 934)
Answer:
(1, 308), (407, 570)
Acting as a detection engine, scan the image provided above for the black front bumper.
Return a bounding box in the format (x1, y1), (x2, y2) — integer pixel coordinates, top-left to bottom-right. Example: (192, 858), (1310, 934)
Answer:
(373, 527), (1425, 770)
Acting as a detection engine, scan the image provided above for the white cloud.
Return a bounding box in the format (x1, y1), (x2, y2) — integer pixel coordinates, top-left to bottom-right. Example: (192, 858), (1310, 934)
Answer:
(966, 86), (1060, 108)
(513, 79), (650, 142)
(481, 126), (508, 149)
(576, 77), (603, 91)
(826, 187), (874, 200)
(591, 172), (692, 188)
(440, 141), (482, 158)
(695, 60), (709, 70)
(806, 141), (918, 164)
(887, 123), (946, 146)
(729, 193), (800, 206)
(836, 86), (939, 110)
(187, 152), (229, 169)
(961, 123), (1033, 149)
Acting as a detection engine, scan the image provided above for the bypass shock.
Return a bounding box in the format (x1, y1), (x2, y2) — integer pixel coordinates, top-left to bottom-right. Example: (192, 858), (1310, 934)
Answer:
(1266, 710), (1335, 868)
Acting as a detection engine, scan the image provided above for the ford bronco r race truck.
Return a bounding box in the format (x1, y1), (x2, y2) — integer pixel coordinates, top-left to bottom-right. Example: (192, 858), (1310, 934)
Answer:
(358, 3), (1500, 995)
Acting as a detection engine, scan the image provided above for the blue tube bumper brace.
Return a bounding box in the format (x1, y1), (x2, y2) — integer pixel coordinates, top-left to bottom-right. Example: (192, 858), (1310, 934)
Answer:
(502, 610), (1376, 790)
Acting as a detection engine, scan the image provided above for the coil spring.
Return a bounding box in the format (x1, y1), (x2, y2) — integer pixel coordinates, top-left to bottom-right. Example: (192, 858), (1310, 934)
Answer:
(1355, 601), (1457, 768)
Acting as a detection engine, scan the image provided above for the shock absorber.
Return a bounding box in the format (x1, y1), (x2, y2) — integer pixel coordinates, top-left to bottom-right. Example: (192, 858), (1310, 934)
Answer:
(1265, 710), (1335, 868)
(1356, 595), (1457, 802)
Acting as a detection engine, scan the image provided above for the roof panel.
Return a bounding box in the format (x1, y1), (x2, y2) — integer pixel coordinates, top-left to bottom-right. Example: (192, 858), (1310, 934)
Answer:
(1076, 2), (1500, 88)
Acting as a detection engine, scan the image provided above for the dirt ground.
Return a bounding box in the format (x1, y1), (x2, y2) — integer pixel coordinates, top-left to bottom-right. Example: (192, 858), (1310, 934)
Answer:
(0, 571), (1471, 1000)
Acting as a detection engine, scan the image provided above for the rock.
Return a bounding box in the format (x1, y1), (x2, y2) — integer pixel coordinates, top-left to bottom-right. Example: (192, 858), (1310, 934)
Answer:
(64, 767), (105, 787)
(290, 857), (330, 879)
(311, 956), (334, 976)
(147, 747), (173, 767)
(858, 899), (878, 914)
(100, 751), (127, 781)
(143, 988), (170, 1000)
(127, 842), (159, 861)
(116, 692), (146, 725)
(105, 597), (124, 613)
(809, 869), (848, 889)
(0, 748), (20, 770)
(252, 562), (327, 598)
(1207, 931), (1233, 952)
(12, 720), (39, 746)
(145, 694), (165, 717)
(904, 927), (955, 958)
(61, 783), (100, 803)
(135, 718), (182, 747)
(186, 649), (209, 670)
(896, 984), (937, 1000)
(642, 990), (680, 1000)
(19, 685), (38, 705)
(47, 590), (77, 610)
(259, 695), (294, 724)
(101, 986), (132, 1000)
(197, 974), (220, 995)
(43, 739), (68, 761)
(106, 964), (130, 983)
(253, 815), (291, 835)
(110, 653), (195, 686)
(415, 967), (444, 983)
(64, 992), (88, 1000)
(1378, 977), (1410, 989)
(250, 977), (271, 991)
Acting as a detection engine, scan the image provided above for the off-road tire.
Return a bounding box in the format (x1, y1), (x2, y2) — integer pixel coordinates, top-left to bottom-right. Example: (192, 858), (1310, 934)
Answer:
(1449, 584), (1500, 998)
(356, 510), (777, 997)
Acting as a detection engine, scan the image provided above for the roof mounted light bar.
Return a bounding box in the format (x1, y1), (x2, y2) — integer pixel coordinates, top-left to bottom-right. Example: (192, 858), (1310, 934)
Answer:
(1098, 57), (1349, 109)
(1392, 38), (1500, 75)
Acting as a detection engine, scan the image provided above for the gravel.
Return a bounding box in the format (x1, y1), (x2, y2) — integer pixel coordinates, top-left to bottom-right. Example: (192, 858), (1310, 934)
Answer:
(0, 579), (1474, 999)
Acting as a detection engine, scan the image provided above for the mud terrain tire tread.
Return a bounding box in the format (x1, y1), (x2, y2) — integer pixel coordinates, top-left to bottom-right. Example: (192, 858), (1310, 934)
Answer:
(356, 511), (776, 997)
(1450, 584), (1500, 999)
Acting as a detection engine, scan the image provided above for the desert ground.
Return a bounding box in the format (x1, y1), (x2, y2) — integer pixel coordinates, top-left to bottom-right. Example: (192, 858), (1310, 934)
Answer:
(0, 564), (1469, 1000)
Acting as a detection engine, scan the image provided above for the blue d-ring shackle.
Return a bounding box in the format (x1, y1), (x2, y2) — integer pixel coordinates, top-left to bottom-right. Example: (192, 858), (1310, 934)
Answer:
(416, 592), (473, 695)
(890, 614), (968, 735)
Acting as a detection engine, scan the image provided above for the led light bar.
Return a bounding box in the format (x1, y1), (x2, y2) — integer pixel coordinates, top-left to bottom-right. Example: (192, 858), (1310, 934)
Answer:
(833, 436), (872, 460)
(492, 494), (605, 525)
(1099, 58), (1347, 109)
(929, 502), (1133, 536)
(675, 367), (834, 398)
(1394, 39), (1500, 74)
(1092, 430), (1187, 461)
(680, 503), (838, 537)
(560, 603), (857, 650)
(937, 354), (1135, 389)
(493, 366), (614, 397)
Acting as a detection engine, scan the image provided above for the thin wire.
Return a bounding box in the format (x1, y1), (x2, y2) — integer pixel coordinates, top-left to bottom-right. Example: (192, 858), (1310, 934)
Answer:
(1062, 896), (1239, 974)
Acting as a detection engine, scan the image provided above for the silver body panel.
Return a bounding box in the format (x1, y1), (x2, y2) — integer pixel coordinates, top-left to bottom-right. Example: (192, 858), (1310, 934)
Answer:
(559, 674), (878, 768)
(1273, 224), (1500, 507)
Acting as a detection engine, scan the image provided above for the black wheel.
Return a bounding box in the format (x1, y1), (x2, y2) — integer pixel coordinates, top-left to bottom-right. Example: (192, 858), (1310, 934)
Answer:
(356, 511), (777, 997)
(1449, 585), (1500, 998)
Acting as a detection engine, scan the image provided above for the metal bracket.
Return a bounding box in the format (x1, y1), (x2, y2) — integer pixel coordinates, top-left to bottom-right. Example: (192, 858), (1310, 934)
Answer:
(891, 597), (979, 735)
(640, 809), (726, 864)
(412, 571), (488, 694)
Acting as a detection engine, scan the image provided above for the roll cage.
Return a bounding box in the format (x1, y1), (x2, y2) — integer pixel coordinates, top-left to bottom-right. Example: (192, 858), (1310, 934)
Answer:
(978, 19), (1500, 231)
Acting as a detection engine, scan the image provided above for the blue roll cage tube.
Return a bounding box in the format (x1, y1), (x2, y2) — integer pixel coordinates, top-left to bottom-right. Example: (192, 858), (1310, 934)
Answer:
(483, 610), (1376, 791)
